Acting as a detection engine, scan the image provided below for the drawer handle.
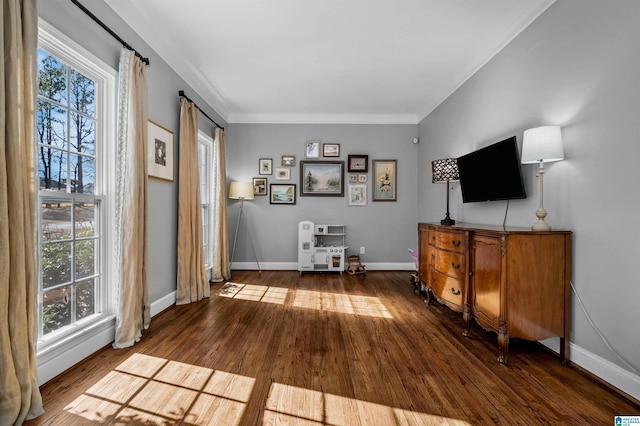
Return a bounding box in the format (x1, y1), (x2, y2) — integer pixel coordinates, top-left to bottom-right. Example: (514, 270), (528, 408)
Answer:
(451, 262), (460, 269)
(450, 287), (461, 296)
(451, 239), (461, 247)
(431, 254), (435, 260)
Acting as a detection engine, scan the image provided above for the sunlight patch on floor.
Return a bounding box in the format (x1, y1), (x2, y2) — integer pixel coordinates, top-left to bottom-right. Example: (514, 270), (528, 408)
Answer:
(264, 382), (472, 426)
(218, 282), (288, 304)
(64, 353), (255, 425)
(63, 352), (469, 425)
(292, 289), (393, 318)
(217, 282), (393, 318)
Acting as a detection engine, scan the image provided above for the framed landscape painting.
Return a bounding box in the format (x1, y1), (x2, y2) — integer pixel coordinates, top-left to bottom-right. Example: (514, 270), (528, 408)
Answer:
(270, 184), (296, 204)
(300, 161), (344, 196)
(348, 155), (368, 172)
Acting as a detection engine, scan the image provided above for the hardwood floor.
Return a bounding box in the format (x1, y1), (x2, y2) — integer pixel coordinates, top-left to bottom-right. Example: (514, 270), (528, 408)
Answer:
(27, 270), (639, 425)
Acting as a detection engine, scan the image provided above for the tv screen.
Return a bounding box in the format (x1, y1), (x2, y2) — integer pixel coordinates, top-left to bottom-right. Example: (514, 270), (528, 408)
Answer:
(457, 136), (526, 203)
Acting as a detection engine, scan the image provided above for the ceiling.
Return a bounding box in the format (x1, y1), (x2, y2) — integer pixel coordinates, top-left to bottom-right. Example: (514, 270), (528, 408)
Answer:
(104, 0), (554, 125)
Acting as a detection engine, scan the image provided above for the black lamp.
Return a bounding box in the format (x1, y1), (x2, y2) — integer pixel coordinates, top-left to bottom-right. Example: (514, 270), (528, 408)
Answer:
(432, 158), (460, 226)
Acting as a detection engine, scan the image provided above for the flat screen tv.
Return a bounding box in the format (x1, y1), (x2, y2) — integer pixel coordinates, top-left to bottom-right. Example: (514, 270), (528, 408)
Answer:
(457, 136), (526, 203)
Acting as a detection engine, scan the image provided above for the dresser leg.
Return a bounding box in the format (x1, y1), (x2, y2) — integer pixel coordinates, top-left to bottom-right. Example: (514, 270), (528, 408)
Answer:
(498, 323), (509, 364)
(424, 287), (432, 305)
(462, 304), (471, 338)
(560, 337), (569, 363)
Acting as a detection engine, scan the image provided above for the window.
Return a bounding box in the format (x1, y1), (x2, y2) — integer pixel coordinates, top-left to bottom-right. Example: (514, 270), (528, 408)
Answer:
(36, 22), (116, 350)
(198, 131), (213, 270)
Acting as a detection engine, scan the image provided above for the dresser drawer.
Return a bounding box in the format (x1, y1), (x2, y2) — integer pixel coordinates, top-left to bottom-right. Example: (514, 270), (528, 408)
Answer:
(428, 228), (437, 246)
(434, 250), (464, 280)
(430, 271), (464, 309)
(434, 230), (464, 253)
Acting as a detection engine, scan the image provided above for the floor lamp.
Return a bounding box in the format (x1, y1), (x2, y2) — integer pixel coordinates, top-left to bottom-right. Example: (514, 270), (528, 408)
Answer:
(229, 181), (261, 272)
(521, 126), (564, 231)
(432, 158), (460, 226)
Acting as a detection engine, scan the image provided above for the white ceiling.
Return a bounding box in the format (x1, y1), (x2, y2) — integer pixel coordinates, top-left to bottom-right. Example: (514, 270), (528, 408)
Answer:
(104, 0), (554, 124)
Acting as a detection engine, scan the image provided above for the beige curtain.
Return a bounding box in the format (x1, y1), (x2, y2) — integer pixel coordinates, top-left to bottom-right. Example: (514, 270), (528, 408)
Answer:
(0, 0), (45, 423)
(113, 48), (150, 348)
(211, 127), (230, 281)
(177, 99), (209, 304)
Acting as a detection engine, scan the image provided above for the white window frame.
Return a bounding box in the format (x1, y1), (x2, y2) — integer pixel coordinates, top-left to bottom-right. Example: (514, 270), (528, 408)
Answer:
(198, 130), (214, 271)
(36, 20), (117, 367)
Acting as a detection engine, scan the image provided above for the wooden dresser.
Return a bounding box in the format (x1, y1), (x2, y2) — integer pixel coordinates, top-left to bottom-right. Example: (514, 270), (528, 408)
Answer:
(418, 222), (572, 364)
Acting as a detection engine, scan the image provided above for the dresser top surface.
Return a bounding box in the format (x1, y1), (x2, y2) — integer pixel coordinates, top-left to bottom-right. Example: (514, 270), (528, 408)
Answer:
(419, 222), (572, 235)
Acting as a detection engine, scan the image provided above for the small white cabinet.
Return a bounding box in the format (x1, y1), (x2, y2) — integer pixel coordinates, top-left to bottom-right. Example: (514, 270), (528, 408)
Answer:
(298, 221), (348, 274)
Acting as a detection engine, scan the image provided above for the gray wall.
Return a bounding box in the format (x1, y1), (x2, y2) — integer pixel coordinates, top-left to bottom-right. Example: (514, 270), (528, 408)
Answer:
(226, 123), (419, 267)
(39, 0), (227, 302)
(418, 0), (640, 383)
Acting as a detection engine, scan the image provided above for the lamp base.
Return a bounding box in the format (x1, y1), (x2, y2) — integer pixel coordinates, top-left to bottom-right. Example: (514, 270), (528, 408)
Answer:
(531, 208), (551, 231)
(441, 217), (456, 226)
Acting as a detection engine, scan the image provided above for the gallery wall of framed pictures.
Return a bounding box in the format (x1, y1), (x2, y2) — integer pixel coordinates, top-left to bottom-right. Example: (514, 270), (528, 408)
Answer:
(249, 139), (396, 206)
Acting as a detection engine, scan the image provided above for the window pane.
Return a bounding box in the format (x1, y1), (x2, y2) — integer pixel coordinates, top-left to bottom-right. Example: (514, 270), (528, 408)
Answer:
(41, 202), (72, 241)
(75, 202), (96, 236)
(70, 154), (95, 194)
(75, 239), (95, 280)
(42, 285), (72, 335)
(42, 241), (72, 288)
(41, 147), (69, 192)
(76, 279), (96, 320)
(70, 69), (95, 116)
(37, 99), (67, 150)
(38, 50), (67, 105)
(70, 113), (95, 155)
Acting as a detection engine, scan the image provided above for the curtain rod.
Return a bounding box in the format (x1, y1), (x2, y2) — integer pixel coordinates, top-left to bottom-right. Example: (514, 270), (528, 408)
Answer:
(70, 0), (150, 65)
(178, 90), (225, 130)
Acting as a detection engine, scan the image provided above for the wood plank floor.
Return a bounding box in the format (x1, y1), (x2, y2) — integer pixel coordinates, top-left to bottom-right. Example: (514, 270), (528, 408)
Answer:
(27, 271), (639, 425)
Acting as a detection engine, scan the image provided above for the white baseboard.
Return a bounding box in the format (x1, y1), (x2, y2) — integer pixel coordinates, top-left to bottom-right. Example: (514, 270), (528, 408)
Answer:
(231, 262), (415, 271)
(569, 342), (640, 401)
(539, 338), (639, 401)
(150, 290), (176, 316)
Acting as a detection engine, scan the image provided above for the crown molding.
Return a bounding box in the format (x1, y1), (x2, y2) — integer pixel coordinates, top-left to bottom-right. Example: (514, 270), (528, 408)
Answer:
(227, 113), (419, 125)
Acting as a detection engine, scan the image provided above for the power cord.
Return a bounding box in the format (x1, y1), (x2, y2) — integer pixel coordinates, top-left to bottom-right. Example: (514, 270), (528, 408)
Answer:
(502, 199), (510, 229)
(571, 280), (639, 374)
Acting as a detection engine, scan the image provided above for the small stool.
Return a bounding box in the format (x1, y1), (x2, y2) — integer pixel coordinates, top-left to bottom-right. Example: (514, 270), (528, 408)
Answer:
(346, 255), (366, 275)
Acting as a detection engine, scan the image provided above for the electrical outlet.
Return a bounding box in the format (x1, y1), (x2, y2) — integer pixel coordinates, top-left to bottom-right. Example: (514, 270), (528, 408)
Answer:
(360, 246), (365, 254)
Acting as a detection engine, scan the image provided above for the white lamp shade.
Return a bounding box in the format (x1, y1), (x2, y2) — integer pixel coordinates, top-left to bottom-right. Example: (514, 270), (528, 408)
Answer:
(229, 181), (254, 200)
(521, 126), (564, 164)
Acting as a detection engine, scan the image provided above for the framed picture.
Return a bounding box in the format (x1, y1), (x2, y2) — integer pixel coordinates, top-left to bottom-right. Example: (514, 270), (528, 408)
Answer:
(348, 184), (367, 206)
(259, 158), (272, 175)
(305, 141), (320, 158)
(148, 120), (174, 181)
(253, 177), (267, 196)
(300, 161), (344, 196)
(349, 174), (358, 183)
(358, 174), (367, 183)
(323, 143), (340, 157)
(270, 184), (296, 204)
(373, 159), (397, 201)
(281, 155), (295, 167)
(275, 167), (290, 180)
(348, 155), (368, 172)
